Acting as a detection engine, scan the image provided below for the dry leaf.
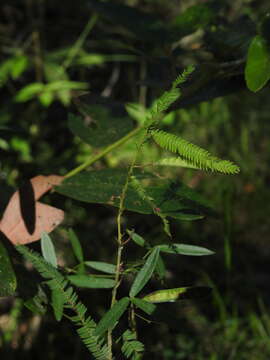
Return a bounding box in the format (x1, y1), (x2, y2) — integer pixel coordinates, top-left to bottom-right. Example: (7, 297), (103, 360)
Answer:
(0, 175), (64, 245)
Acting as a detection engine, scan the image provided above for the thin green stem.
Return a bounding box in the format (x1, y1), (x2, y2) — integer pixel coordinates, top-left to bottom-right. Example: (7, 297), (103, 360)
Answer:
(64, 126), (142, 178)
(107, 131), (147, 359)
(62, 14), (98, 70)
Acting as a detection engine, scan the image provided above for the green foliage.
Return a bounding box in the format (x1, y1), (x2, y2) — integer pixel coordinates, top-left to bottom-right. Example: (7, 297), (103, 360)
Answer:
(68, 228), (84, 264)
(16, 245), (109, 360)
(143, 286), (212, 304)
(2, 0), (265, 357)
(171, 3), (217, 37)
(146, 65), (195, 128)
(68, 104), (134, 148)
(41, 232), (58, 268)
(51, 287), (65, 322)
(56, 169), (215, 220)
(129, 247), (160, 298)
(95, 297), (130, 337)
(130, 297), (156, 315)
(68, 275), (115, 289)
(0, 55), (29, 87)
(151, 129), (240, 174)
(245, 35), (270, 92)
(0, 241), (17, 297)
(157, 243), (214, 256)
(121, 330), (144, 360)
(84, 261), (116, 274)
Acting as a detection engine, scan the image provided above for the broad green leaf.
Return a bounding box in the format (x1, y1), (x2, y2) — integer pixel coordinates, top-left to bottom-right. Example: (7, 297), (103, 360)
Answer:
(44, 62), (68, 82)
(68, 104), (133, 148)
(245, 35), (270, 92)
(129, 247), (160, 297)
(57, 89), (71, 106)
(41, 232), (57, 268)
(68, 275), (115, 288)
(76, 53), (137, 66)
(157, 243), (214, 256)
(14, 82), (44, 102)
(51, 289), (65, 321)
(126, 230), (146, 247)
(143, 286), (212, 303)
(56, 169), (215, 220)
(68, 229), (84, 263)
(44, 80), (88, 92)
(130, 297), (156, 315)
(10, 55), (29, 79)
(95, 297), (130, 336)
(84, 261), (116, 274)
(39, 91), (54, 107)
(0, 241), (17, 297)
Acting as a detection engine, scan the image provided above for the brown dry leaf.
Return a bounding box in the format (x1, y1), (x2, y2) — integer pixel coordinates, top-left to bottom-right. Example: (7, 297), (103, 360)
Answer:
(0, 175), (64, 245)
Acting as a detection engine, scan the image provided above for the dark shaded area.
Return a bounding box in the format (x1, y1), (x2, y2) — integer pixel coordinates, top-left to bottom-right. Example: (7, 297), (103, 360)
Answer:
(19, 180), (36, 235)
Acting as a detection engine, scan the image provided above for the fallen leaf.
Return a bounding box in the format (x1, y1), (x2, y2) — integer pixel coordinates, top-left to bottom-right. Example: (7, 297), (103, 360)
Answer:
(0, 175), (64, 245)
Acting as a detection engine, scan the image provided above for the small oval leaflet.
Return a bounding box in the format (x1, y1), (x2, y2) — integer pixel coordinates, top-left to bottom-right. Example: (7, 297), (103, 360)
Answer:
(143, 286), (212, 303)
(68, 274), (115, 289)
(157, 243), (214, 256)
(84, 261), (116, 274)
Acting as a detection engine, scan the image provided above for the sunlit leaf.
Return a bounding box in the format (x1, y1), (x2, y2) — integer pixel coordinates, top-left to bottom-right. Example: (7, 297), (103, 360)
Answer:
(143, 286), (212, 303)
(44, 80), (88, 92)
(39, 91), (54, 107)
(15, 83), (45, 102)
(41, 232), (57, 268)
(10, 55), (29, 79)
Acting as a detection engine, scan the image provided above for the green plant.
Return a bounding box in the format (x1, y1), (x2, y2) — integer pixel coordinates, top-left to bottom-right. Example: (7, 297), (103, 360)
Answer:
(0, 66), (241, 359)
(2, 1), (270, 359)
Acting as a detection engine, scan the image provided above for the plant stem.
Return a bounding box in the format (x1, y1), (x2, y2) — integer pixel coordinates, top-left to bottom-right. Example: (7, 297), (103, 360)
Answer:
(107, 131), (146, 359)
(64, 126), (142, 178)
(62, 14), (98, 70)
